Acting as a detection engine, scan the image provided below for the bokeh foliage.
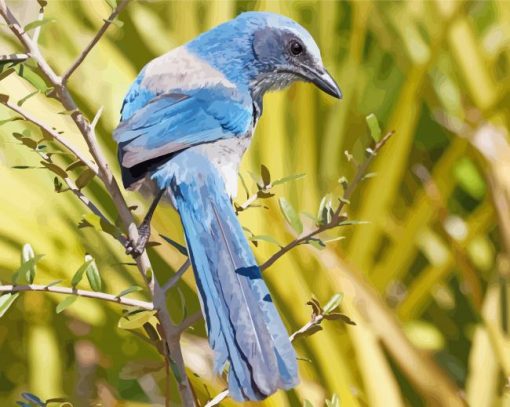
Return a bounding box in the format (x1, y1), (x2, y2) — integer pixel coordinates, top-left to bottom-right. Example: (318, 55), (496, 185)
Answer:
(1, 0), (510, 406)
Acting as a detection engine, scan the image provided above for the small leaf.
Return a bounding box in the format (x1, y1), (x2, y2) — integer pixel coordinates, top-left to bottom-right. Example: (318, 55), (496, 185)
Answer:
(45, 279), (62, 288)
(0, 116), (22, 126)
(21, 392), (44, 406)
(278, 197), (303, 234)
(24, 18), (56, 32)
(322, 236), (346, 244)
(338, 220), (369, 226)
(71, 259), (93, 287)
(366, 113), (381, 142)
(260, 164), (271, 186)
(78, 213), (121, 239)
(104, 0), (117, 9)
(13, 254), (44, 284)
(324, 313), (356, 325)
(65, 160), (86, 171)
(0, 293), (19, 318)
(306, 298), (322, 317)
(272, 172), (306, 186)
(75, 168), (95, 189)
(0, 93), (9, 103)
(293, 324), (323, 341)
(17, 90), (39, 106)
(159, 234), (188, 256)
(56, 295), (77, 314)
(118, 310), (156, 330)
(15, 64), (49, 92)
(323, 293), (344, 314)
(308, 238), (326, 250)
(117, 285), (143, 298)
(37, 0), (48, 8)
(249, 234), (281, 247)
(84, 254), (101, 292)
(40, 161), (67, 178)
(317, 194), (332, 225)
(21, 243), (36, 283)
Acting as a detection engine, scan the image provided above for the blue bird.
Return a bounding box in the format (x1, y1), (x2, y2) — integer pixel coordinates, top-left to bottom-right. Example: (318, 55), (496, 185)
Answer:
(114, 11), (341, 401)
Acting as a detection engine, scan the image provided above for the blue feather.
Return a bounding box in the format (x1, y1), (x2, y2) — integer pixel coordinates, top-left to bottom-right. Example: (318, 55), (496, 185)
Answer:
(151, 152), (298, 401)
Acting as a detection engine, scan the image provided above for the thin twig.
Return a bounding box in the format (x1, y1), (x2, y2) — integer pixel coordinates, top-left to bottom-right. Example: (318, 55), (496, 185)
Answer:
(62, 0), (131, 83)
(0, 98), (99, 174)
(0, 53), (29, 62)
(0, 284), (153, 309)
(260, 131), (395, 271)
(162, 259), (191, 292)
(32, 4), (45, 44)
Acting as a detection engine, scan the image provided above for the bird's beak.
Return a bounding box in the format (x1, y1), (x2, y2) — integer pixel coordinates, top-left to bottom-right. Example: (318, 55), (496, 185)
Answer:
(308, 66), (342, 99)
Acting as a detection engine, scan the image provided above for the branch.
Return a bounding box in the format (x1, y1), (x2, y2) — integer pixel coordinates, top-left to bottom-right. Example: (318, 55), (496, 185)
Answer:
(0, 53), (29, 62)
(162, 259), (190, 292)
(0, 284), (153, 309)
(260, 131), (395, 271)
(0, 3), (196, 405)
(62, 0), (131, 83)
(0, 98), (99, 174)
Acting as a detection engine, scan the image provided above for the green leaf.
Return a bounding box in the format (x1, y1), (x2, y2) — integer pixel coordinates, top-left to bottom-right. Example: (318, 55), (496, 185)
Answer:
(40, 161), (67, 179)
(118, 310), (156, 330)
(303, 400), (314, 407)
(104, 0), (117, 9)
(0, 293), (19, 318)
(21, 392), (44, 406)
(75, 168), (95, 189)
(272, 172), (306, 186)
(317, 194), (332, 225)
(308, 238), (326, 250)
(15, 64), (49, 92)
(260, 164), (271, 186)
(117, 285), (143, 298)
(17, 90), (39, 106)
(21, 243), (36, 283)
(13, 254), (44, 284)
(45, 279), (62, 288)
(278, 197), (303, 234)
(84, 254), (101, 292)
(249, 234), (282, 247)
(71, 259), (93, 287)
(105, 18), (124, 28)
(326, 393), (341, 407)
(338, 220), (369, 226)
(24, 18), (56, 32)
(56, 295), (77, 314)
(366, 113), (381, 142)
(0, 93), (9, 103)
(0, 116), (22, 126)
(323, 293), (344, 314)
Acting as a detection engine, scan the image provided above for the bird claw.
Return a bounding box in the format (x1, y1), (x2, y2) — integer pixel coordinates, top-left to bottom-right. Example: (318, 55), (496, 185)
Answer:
(125, 223), (150, 258)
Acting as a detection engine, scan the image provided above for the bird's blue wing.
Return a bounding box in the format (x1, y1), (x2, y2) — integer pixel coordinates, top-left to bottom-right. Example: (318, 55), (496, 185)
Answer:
(114, 86), (253, 169)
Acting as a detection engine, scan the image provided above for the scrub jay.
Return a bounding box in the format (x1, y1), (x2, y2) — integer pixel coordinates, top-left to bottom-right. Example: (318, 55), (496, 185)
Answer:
(114, 11), (341, 401)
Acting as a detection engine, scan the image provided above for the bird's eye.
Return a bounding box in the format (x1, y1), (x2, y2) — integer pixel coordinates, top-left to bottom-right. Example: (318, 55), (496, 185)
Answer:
(289, 40), (303, 56)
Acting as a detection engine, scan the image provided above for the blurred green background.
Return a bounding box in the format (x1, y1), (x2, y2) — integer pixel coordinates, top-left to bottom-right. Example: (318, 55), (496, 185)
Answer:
(1, 0), (510, 406)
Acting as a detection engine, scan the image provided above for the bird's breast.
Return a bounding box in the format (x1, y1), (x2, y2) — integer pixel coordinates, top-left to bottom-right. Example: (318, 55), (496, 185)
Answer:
(194, 134), (253, 198)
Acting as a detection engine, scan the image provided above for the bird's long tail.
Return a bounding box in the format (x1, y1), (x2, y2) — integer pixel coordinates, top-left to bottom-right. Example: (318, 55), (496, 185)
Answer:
(164, 160), (298, 401)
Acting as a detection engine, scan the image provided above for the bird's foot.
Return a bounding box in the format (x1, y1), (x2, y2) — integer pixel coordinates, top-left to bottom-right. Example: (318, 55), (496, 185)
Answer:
(125, 223), (151, 258)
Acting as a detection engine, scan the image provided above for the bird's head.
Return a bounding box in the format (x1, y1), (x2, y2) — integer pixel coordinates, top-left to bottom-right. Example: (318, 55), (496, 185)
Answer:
(187, 12), (341, 101)
(241, 12), (342, 100)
